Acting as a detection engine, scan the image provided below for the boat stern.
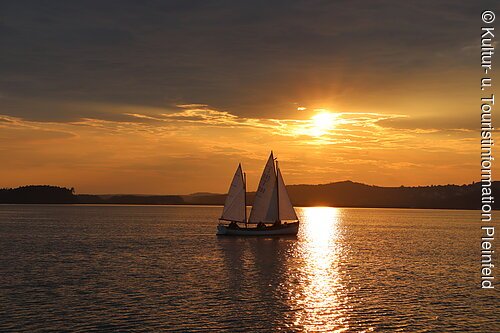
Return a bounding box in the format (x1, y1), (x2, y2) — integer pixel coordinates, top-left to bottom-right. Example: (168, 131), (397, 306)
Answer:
(216, 224), (228, 235)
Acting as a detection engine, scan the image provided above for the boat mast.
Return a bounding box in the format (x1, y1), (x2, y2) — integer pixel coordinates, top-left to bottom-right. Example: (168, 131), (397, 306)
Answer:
(275, 156), (280, 223)
(243, 171), (247, 228)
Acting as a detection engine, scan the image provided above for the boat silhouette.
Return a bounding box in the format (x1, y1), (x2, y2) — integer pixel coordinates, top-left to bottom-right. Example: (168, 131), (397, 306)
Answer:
(216, 152), (299, 236)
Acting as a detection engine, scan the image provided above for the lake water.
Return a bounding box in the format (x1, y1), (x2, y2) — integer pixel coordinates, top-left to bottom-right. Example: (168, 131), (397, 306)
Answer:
(0, 205), (498, 332)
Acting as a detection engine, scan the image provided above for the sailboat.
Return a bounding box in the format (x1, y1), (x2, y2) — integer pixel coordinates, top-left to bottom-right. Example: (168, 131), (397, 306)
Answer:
(216, 152), (299, 236)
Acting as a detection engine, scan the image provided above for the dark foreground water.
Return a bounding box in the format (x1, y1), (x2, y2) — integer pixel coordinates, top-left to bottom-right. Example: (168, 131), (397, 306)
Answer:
(0, 205), (498, 332)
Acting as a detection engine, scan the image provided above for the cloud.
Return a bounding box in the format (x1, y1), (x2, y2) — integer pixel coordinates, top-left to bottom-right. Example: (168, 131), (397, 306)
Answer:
(0, 0), (493, 121)
(376, 115), (478, 132)
(120, 104), (410, 147)
(0, 115), (76, 143)
(0, 101), (469, 158)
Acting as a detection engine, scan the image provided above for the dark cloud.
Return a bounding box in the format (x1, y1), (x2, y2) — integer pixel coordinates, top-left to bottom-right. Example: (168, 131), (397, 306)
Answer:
(376, 115), (478, 131)
(0, 0), (498, 120)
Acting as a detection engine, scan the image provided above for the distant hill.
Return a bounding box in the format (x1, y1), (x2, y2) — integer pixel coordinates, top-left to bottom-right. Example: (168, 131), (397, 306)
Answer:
(78, 194), (185, 205)
(284, 181), (492, 209)
(0, 186), (183, 205)
(183, 181), (498, 210)
(0, 182), (496, 209)
(182, 193), (226, 205)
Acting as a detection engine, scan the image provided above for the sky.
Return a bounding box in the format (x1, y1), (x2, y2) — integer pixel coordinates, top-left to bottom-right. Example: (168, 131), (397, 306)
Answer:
(0, 0), (498, 194)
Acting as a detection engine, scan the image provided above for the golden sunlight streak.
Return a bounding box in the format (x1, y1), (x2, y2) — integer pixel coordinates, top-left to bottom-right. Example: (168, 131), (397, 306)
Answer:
(303, 206), (338, 248)
(283, 207), (362, 332)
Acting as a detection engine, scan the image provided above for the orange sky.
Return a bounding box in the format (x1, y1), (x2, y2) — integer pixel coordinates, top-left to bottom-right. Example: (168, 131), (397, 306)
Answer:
(0, 1), (496, 194)
(0, 87), (488, 194)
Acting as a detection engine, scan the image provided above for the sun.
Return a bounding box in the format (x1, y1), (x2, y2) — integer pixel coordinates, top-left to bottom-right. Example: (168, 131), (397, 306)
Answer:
(310, 111), (337, 137)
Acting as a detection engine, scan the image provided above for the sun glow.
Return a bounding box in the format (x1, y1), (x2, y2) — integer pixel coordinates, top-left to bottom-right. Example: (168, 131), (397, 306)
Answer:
(309, 111), (337, 137)
(301, 206), (340, 263)
(283, 207), (354, 332)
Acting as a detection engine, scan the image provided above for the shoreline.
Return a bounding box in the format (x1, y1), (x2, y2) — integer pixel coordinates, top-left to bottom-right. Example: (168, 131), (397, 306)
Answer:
(0, 203), (491, 211)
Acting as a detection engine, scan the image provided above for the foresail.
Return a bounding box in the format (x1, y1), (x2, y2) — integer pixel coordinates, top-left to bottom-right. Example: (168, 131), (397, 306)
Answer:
(277, 167), (298, 221)
(249, 153), (278, 223)
(221, 164), (246, 222)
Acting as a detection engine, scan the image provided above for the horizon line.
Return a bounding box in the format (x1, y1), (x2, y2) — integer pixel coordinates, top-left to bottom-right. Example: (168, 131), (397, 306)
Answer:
(1, 179), (486, 196)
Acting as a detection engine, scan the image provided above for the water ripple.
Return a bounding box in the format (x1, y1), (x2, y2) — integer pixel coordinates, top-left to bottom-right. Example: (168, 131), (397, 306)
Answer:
(0, 205), (498, 332)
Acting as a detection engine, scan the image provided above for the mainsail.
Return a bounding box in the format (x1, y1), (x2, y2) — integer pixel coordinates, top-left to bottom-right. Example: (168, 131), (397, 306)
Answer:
(277, 166), (298, 221)
(220, 164), (246, 222)
(248, 152), (278, 223)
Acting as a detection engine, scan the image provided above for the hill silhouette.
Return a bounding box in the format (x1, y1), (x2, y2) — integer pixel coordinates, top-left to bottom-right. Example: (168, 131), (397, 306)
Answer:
(284, 181), (489, 209)
(78, 194), (184, 205)
(0, 182), (496, 209)
(0, 186), (183, 205)
(183, 180), (496, 210)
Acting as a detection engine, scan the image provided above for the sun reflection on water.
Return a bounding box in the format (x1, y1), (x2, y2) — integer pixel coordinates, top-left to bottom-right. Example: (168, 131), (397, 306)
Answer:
(284, 207), (353, 332)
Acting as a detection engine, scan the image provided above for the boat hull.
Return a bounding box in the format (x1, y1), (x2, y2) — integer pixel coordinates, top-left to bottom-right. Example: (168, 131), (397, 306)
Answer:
(216, 222), (299, 236)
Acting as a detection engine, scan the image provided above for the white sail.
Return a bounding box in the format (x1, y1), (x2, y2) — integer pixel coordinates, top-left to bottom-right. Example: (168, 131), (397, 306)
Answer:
(248, 152), (278, 223)
(277, 167), (298, 221)
(220, 164), (246, 222)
